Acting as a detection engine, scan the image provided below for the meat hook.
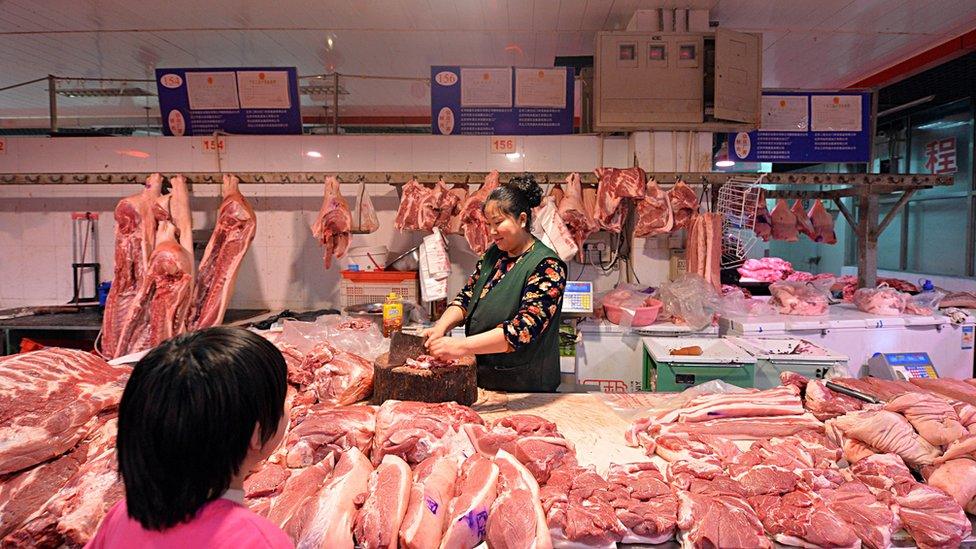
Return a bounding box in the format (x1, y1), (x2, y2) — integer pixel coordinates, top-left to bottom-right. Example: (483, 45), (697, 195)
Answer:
(282, 175), (292, 183)
(122, 175), (137, 183)
(50, 175), (63, 183)
(1, 175), (16, 183)
(97, 175), (111, 183)
(203, 175), (216, 183)
(72, 175), (89, 183)
(26, 175), (40, 184)
(254, 175), (266, 183)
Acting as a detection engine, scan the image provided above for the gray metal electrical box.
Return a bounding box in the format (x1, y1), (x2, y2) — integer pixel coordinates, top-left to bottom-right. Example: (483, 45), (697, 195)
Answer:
(594, 28), (761, 131)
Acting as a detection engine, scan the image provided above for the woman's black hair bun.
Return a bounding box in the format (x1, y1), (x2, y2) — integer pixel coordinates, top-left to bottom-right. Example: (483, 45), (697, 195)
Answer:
(506, 174), (544, 208)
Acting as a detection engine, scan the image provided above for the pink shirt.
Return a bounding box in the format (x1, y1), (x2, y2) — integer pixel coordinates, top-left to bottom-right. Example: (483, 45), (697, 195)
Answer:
(85, 495), (293, 549)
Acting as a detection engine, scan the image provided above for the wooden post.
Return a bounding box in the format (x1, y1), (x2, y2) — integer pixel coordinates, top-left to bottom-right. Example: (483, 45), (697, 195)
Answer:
(856, 189), (879, 288)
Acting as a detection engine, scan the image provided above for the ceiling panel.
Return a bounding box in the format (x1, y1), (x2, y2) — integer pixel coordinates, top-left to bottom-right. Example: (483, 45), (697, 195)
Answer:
(1, 0), (976, 118)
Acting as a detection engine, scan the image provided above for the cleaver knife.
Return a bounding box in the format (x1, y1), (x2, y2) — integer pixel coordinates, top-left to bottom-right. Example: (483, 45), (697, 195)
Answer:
(388, 330), (427, 366)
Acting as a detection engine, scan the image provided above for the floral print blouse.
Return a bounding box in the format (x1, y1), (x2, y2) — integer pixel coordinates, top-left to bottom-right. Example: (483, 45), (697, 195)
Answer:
(451, 246), (567, 352)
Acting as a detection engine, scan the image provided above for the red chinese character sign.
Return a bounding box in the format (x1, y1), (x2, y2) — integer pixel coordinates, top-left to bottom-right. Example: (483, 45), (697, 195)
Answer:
(924, 137), (957, 174)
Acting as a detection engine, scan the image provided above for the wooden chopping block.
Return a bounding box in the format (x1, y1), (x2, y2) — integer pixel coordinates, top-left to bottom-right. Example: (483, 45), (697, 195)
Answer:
(371, 352), (478, 406)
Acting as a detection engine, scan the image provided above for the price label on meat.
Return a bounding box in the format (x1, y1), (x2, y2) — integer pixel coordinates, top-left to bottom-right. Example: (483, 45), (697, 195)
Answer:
(489, 137), (517, 154)
(201, 136), (227, 155)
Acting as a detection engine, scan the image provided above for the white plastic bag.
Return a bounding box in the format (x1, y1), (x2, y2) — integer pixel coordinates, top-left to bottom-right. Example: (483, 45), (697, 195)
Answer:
(352, 180), (379, 233)
(655, 274), (721, 330)
(531, 196), (578, 261)
(769, 278), (834, 316)
(419, 228), (451, 302)
(280, 315), (390, 362)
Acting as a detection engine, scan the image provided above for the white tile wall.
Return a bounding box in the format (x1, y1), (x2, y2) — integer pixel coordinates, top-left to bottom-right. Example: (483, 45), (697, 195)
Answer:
(0, 134), (675, 310)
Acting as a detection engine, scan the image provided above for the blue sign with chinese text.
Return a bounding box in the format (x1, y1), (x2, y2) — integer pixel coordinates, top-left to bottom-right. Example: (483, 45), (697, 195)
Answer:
(431, 66), (573, 135)
(729, 91), (871, 163)
(155, 67), (302, 136)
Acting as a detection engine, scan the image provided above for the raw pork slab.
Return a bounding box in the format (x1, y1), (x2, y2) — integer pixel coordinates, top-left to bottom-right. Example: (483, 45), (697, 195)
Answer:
(820, 481), (899, 549)
(459, 171), (501, 254)
(828, 410), (940, 468)
(312, 176), (353, 269)
(606, 462), (677, 545)
(395, 178), (432, 231)
(440, 453), (498, 549)
(748, 490), (859, 549)
(884, 391), (967, 446)
(285, 404), (375, 469)
(296, 447), (373, 549)
(353, 455), (412, 549)
(4, 418), (122, 548)
(486, 450), (552, 549)
(372, 400), (483, 467)
(265, 458), (336, 541)
(0, 349), (127, 475)
(188, 174), (256, 329)
(113, 221), (194, 357)
(399, 455), (460, 549)
(100, 174), (165, 358)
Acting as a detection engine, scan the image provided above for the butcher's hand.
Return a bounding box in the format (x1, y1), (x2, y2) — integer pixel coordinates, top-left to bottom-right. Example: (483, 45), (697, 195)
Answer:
(427, 336), (469, 361)
(421, 326), (446, 345)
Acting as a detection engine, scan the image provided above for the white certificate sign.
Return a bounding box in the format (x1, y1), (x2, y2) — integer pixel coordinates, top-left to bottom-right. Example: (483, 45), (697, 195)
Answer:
(811, 95), (862, 132)
(515, 68), (567, 108)
(236, 70), (292, 109)
(761, 95), (808, 132)
(460, 68), (512, 107)
(185, 71), (240, 110)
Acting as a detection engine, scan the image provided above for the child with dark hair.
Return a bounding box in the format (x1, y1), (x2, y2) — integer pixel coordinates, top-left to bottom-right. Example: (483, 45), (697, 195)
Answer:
(86, 327), (293, 548)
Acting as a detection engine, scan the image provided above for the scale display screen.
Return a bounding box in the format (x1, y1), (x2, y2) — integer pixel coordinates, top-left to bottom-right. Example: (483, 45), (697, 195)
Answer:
(563, 281), (593, 313)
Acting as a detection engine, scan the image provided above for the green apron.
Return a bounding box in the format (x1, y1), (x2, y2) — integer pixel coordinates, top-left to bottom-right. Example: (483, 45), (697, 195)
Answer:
(464, 240), (564, 393)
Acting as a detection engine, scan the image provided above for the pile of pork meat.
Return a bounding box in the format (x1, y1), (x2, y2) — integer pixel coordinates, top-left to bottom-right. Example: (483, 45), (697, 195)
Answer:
(5, 341), (976, 548)
(755, 196), (838, 245)
(627, 373), (976, 548)
(100, 173), (257, 359)
(391, 168), (727, 289)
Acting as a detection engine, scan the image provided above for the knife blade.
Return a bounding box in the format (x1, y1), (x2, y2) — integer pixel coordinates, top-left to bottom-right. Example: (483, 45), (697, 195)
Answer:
(388, 330), (427, 366)
(824, 380), (882, 404)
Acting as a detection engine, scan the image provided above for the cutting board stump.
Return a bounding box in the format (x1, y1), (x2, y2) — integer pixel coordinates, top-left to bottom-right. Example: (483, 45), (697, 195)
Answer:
(371, 352), (478, 406)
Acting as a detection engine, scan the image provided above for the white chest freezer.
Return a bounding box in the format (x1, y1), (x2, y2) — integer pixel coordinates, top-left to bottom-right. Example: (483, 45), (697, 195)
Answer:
(719, 303), (975, 379)
(576, 319), (719, 393)
(725, 336), (850, 389)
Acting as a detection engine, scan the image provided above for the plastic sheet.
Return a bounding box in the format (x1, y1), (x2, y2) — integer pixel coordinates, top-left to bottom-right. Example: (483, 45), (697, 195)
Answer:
(717, 287), (775, 317)
(598, 379), (751, 421)
(768, 278), (833, 316)
(280, 314), (389, 362)
(353, 181), (379, 233)
(655, 274), (720, 330)
(852, 286), (905, 316)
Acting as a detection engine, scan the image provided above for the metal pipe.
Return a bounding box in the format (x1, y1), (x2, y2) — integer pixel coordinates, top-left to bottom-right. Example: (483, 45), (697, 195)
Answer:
(333, 72), (339, 135)
(48, 75), (58, 133)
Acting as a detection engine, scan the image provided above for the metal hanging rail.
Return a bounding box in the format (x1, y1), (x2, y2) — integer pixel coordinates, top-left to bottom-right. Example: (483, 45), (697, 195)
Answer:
(0, 171), (952, 187)
(0, 169), (952, 289)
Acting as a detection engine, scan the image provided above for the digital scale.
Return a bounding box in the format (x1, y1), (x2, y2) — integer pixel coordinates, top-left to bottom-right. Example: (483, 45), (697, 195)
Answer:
(563, 281), (594, 314)
(866, 352), (940, 380)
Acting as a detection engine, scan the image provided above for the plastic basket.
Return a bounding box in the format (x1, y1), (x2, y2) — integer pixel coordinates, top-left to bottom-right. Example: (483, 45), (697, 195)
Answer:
(340, 270), (419, 308)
